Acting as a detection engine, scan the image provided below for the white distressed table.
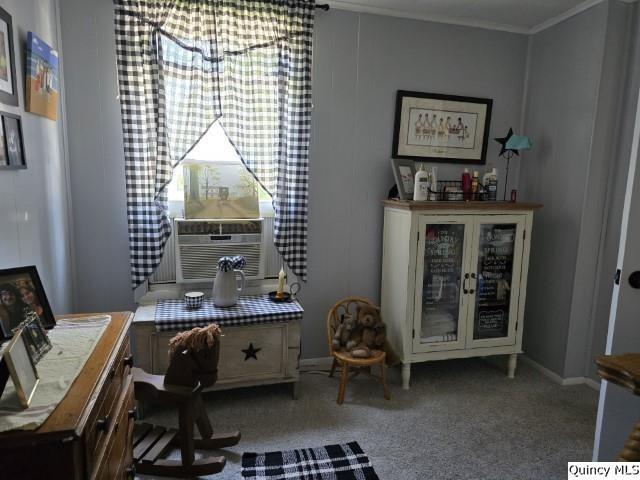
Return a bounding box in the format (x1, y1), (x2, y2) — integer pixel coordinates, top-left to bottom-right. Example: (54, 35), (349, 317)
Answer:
(132, 296), (303, 398)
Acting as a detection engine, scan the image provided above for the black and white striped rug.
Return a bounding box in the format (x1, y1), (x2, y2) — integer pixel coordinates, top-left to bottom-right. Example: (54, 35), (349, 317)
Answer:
(241, 442), (379, 479)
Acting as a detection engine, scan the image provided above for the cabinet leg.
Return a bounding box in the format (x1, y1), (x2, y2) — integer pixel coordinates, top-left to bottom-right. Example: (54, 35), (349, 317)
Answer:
(507, 353), (518, 379)
(291, 381), (299, 400)
(401, 363), (411, 390)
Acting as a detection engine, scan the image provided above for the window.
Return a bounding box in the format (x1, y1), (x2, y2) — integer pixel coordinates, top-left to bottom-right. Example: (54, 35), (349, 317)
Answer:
(167, 122), (272, 219)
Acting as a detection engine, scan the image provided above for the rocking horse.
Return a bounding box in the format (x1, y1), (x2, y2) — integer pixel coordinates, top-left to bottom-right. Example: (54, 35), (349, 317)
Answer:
(131, 324), (240, 477)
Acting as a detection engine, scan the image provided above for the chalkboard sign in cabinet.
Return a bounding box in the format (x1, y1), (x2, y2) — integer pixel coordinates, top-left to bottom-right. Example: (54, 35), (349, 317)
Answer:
(380, 201), (542, 389)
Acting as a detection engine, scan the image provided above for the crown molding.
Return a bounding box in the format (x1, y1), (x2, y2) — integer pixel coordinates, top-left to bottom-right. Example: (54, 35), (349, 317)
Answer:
(529, 0), (603, 34)
(324, 1), (530, 35)
(325, 0), (639, 36)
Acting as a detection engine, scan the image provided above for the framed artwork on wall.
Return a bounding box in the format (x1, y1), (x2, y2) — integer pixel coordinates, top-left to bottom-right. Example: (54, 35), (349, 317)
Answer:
(0, 266), (55, 341)
(0, 111), (25, 169)
(392, 90), (493, 165)
(0, 6), (18, 106)
(26, 32), (59, 120)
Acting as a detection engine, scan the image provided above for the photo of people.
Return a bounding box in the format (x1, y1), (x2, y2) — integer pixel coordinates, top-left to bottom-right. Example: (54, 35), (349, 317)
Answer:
(0, 266), (55, 340)
(26, 31), (59, 120)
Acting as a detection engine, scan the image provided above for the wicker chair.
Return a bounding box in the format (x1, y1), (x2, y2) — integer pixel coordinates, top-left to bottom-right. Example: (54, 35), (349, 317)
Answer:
(326, 297), (391, 404)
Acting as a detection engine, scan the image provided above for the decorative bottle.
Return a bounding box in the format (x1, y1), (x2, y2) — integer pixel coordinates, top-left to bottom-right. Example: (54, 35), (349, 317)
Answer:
(413, 164), (430, 201)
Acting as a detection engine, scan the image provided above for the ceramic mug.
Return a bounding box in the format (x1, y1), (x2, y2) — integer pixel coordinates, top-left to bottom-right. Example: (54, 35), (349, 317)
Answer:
(184, 291), (204, 309)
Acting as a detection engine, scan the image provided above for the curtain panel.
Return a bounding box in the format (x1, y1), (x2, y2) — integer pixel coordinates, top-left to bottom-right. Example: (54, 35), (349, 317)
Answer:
(113, 0), (315, 287)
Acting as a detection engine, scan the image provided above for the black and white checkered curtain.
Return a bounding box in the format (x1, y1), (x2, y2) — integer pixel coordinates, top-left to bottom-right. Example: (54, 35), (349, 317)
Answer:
(114, 0), (314, 287)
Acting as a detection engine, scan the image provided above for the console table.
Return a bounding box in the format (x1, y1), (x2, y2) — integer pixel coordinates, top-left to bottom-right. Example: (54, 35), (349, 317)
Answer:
(132, 296), (302, 398)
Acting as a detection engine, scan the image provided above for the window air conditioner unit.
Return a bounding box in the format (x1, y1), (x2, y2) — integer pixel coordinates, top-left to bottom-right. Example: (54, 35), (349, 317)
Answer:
(175, 218), (265, 283)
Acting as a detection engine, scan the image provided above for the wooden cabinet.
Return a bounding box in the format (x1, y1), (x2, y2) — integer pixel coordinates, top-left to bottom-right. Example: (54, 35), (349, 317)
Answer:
(0, 312), (134, 479)
(380, 201), (541, 389)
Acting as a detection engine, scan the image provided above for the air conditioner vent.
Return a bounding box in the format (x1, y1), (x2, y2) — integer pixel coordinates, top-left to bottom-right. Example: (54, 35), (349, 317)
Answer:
(175, 218), (265, 283)
(179, 244), (261, 280)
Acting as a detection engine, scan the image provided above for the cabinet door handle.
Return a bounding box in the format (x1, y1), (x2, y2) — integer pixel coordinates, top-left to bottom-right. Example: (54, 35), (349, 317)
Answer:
(123, 355), (134, 368)
(96, 414), (110, 433)
(463, 273), (469, 294)
(469, 273), (476, 294)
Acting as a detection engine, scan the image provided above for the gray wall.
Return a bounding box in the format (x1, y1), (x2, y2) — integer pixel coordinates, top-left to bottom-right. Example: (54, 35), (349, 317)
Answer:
(518, 1), (634, 377)
(0, 0), (73, 315)
(58, 3), (528, 358)
(301, 11), (528, 357)
(59, 0), (134, 313)
(588, 1), (640, 382)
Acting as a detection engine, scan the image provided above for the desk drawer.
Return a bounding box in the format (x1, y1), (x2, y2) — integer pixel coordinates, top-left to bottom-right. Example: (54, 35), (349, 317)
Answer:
(94, 379), (135, 480)
(86, 334), (132, 477)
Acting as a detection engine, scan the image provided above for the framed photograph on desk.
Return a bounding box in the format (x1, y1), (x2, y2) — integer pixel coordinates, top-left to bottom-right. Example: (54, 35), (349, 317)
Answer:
(3, 329), (39, 407)
(0, 266), (55, 340)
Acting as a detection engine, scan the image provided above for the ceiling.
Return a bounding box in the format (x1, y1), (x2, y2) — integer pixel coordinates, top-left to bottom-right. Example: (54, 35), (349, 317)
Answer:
(324, 0), (625, 34)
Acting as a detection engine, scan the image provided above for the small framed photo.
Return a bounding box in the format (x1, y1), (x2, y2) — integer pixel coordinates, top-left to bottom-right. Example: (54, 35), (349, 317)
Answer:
(0, 112), (25, 169)
(22, 314), (52, 363)
(392, 90), (493, 165)
(0, 6), (18, 106)
(0, 266), (55, 341)
(390, 158), (416, 200)
(4, 328), (39, 407)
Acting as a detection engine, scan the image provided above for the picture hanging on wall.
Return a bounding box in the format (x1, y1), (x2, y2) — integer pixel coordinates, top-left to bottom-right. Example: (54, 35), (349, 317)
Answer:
(26, 32), (59, 120)
(392, 90), (493, 165)
(0, 6), (18, 106)
(0, 111), (25, 169)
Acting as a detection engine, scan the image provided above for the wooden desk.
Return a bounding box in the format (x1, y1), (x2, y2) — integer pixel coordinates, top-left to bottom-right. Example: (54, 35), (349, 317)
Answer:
(0, 312), (134, 479)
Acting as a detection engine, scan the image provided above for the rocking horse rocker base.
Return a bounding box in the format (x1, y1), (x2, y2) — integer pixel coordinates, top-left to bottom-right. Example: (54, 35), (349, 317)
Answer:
(132, 421), (241, 477)
(131, 324), (240, 477)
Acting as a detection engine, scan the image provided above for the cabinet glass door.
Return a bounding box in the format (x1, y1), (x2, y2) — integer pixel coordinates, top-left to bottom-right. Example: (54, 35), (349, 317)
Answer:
(467, 216), (524, 348)
(413, 217), (472, 352)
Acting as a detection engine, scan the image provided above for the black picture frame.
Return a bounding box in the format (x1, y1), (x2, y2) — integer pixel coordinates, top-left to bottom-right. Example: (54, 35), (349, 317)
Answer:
(0, 111), (25, 169)
(0, 6), (18, 106)
(0, 266), (55, 341)
(392, 90), (493, 165)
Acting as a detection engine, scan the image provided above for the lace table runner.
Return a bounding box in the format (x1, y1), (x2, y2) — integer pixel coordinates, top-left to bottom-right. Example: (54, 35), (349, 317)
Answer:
(0, 315), (110, 432)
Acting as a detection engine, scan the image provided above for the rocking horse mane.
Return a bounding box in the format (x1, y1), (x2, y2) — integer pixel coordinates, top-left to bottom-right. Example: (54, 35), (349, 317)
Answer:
(168, 323), (222, 358)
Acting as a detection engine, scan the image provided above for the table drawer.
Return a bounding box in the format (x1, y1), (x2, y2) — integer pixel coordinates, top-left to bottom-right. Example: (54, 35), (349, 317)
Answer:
(85, 334), (132, 477)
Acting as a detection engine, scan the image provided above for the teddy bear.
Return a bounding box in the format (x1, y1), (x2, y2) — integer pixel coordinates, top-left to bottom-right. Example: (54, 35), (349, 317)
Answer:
(348, 304), (385, 358)
(332, 313), (356, 351)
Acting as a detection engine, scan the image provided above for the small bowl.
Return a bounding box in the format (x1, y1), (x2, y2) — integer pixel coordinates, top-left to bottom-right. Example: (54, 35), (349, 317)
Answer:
(184, 291), (204, 309)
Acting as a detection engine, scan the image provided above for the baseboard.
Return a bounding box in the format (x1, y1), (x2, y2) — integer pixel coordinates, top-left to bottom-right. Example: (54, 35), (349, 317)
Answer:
(299, 356), (333, 371)
(520, 355), (601, 391)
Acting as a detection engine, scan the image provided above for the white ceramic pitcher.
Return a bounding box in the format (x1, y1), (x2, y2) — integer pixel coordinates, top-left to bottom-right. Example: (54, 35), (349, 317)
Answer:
(212, 268), (245, 307)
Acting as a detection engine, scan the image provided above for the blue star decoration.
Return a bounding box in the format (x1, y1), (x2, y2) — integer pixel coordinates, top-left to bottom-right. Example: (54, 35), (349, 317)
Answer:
(494, 128), (519, 158)
(242, 343), (261, 361)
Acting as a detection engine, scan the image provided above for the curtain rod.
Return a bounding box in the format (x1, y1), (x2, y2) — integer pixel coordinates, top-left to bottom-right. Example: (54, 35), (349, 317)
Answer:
(316, 3), (330, 10)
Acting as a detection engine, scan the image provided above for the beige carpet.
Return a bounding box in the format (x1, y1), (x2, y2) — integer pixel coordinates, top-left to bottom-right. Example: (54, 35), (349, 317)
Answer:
(138, 357), (598, 480)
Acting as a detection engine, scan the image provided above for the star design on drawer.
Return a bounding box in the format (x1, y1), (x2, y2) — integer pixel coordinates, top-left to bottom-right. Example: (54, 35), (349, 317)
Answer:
(242, 343), (261, 361)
